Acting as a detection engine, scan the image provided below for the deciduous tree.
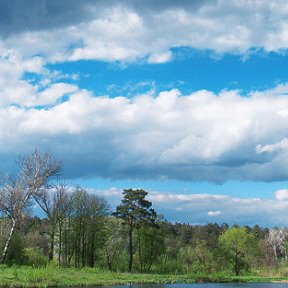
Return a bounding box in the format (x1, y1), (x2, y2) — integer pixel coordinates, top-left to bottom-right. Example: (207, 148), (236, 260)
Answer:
(33, 184), (72, 262)
(219, 227), (257, 276)
(0, 149), (60, 263)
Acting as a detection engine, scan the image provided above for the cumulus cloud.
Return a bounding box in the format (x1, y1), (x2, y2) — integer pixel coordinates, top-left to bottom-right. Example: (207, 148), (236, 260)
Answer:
(147, 51), (173, 64)
(0, 85), (288, 182)
(0, 48), (80, 108)
(256, 138), (288, 154)
(208, 210), (222, 217)
(35, 83), (78, 106)
(275, 189), (288, 201)
(1, 1), (288, 182)
(1, 0), (288, 65)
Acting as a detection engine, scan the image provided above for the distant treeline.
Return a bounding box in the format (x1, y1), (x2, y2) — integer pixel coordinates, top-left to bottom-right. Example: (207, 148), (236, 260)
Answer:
(0, 150), (285, 276)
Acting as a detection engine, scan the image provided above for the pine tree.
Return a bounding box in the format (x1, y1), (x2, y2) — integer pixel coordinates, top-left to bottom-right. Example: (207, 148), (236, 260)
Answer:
(113, 189), (157, 272)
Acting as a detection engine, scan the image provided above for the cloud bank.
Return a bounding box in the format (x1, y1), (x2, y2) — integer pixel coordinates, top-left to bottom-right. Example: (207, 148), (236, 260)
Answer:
(94, 187), (288, 226)
(1, 0), (288, 66)
(0, 85), (288, 182)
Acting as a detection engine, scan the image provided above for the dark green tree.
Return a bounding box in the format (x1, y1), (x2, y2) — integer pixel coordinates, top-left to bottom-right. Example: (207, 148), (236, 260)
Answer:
(113, 189), (157, 272)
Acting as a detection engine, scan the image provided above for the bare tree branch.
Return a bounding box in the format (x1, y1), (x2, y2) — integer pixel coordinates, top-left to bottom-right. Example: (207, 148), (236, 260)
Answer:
(0, 149), (61, 263)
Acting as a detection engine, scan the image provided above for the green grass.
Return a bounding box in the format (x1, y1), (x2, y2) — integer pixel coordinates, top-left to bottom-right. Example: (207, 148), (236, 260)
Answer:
(0, 266), (288, 287)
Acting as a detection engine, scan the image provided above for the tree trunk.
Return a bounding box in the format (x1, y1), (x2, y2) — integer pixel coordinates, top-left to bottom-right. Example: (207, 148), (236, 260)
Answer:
(89, 227), (95, 267)
(81, 220), (86, 267)
(58, 221), (62, 266)
(128, 224), (133, 272)
(1, 219), (16, 264)
(273, 245), (278, 261)
(234, 258), (240, 276)
(49, 231), (55, 261)
(105, 248), (112, 270)
(138, 232), (143, 271)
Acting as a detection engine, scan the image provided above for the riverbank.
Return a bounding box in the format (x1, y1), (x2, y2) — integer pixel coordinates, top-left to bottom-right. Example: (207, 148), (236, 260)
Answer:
(0, 266), (288, 287)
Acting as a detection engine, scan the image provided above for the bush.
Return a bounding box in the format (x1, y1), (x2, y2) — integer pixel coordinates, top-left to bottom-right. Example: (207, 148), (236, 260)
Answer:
(24, 248), (48, 267)
(5, 232), (26, 265)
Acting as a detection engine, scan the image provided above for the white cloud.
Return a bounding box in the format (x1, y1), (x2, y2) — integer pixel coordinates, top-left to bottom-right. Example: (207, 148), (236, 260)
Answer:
(35, 83), (78, 106)
(0, 49), (80, 108)
(256, 138), (288, 154)
(208, 210), (222, 217)
(147, 51), (173, 64)
(275, 189), (288, 201)
(2, 1), (288, 65)
(91, 188), (288, 226)
(149, 193), (229, 203)
(147, 190), (288, 226)
(1, 85), (288, 181)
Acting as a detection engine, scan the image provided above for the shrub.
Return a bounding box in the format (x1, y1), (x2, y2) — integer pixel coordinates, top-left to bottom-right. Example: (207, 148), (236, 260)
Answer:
(24, 248), (48, 267)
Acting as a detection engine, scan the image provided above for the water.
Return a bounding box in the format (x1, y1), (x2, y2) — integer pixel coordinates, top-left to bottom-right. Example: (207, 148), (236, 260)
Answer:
(104, 284), (288, 288)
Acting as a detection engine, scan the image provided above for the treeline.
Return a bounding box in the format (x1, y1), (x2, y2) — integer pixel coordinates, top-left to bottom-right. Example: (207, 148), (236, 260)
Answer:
(0, 150), (285, 276)
(0, 212), (279, 276)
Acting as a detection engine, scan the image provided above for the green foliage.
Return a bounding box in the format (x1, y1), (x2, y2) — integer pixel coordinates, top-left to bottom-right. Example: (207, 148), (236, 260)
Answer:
(24, 248), (48, 267)
(113, 189), (159, 272)
(113, 189), (158, 227)
(176, 241), (216, 275)
(219, 227), (258, 276)
(134, 225), (165, 272)
(61, 187), (109, 268)
(0, 188), (280, 278)
(101, 217), (128, 271)
(5, 232), (26, 266)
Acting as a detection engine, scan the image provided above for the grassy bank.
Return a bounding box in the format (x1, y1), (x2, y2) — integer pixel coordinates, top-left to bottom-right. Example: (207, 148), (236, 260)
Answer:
(0, 266), (288, 287)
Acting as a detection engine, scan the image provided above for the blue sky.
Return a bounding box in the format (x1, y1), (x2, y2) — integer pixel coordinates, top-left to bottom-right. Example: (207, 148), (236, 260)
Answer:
(47, 49), (288, 97)
(2, 0), (288, 226)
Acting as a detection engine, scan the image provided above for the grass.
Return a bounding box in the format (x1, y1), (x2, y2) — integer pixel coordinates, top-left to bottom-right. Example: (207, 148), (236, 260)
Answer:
(0, 266), (288, 287)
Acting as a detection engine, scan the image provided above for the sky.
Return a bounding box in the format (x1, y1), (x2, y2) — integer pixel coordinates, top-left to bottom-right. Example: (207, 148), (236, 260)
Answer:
(2, 0), (288, 226)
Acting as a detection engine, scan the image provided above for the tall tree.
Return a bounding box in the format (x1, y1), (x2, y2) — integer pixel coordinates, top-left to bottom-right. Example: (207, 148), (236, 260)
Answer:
(86, 193), (108, 267)
(69, 187), (108, 268)
(103, 217), (126, 271)
(70, 187), (89, 268)
(33, 184), (72, 262)
(0, 149), (60, 263)
(113, 188), (157, 272)
(135, 223), (165, 271)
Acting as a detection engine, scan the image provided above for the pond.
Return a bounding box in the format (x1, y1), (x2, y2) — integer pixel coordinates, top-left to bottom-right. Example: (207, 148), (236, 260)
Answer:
(104, 284), (288, 288)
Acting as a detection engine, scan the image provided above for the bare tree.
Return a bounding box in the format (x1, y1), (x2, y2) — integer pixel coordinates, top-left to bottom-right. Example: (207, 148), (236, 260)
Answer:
(33, 184), (72, 262)
(268, 227), (288, 261)
(0, 149), (60, 263)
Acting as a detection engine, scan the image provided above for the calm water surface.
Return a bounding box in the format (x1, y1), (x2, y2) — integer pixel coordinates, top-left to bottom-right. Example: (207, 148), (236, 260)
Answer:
(104, 284), (288, 288)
